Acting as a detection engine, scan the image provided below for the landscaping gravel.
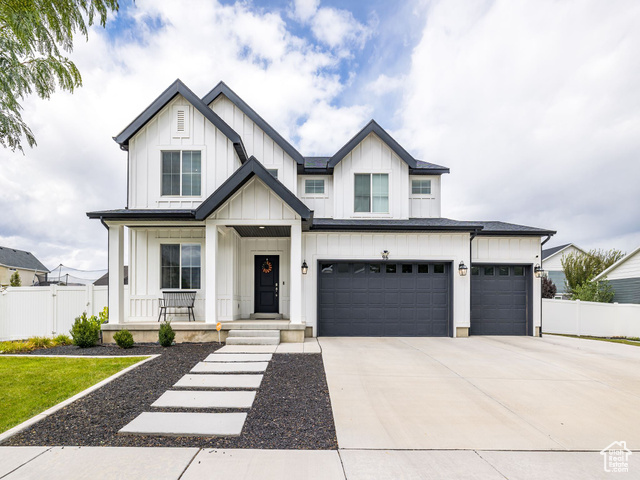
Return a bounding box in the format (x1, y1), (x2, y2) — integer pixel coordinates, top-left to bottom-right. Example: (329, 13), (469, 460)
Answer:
(3, 343), (338, 449)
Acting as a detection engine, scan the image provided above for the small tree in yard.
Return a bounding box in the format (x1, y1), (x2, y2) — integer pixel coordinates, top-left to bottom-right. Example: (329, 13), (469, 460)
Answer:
(561, 249), (624, 297)
(158, 321), (175, 347)
(9, 271), (21, 286)
(572, 280), (615, 303)
(542, 276), (557, 299)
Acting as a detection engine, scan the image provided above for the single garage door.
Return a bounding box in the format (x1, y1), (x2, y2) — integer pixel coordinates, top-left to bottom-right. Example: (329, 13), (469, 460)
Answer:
(470, 265), (531, 335)
(318, 261), (451, 336)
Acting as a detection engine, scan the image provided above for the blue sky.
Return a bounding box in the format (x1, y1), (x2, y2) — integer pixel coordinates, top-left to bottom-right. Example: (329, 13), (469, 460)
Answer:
(0, 0), (639, 271)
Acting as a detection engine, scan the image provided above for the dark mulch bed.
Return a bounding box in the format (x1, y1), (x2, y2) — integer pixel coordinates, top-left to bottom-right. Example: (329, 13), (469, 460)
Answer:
(2, 343), (338, 449)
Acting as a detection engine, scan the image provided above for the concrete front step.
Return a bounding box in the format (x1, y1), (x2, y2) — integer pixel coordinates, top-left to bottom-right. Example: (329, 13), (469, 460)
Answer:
(249, 313), (283, 319)
(226, 336), (280, 346)
(228, 329), (280, 338)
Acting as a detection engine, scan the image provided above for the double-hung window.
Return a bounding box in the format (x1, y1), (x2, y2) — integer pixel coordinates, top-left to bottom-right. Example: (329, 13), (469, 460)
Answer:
(162, 151), (201, 196)
(354, 173), (388, 213)
(305, 179), (325, 194)
(161, 244), (201, 289)
(411, 179), (431, 195)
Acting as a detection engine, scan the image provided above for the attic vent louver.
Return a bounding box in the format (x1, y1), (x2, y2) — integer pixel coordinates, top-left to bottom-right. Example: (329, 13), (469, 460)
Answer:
(172, 105), (190, 138)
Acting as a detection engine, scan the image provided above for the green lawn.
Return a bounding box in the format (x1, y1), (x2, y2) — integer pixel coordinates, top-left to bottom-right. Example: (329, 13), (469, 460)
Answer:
(0, 356), (147, 433)
(549, 333), (640, 347)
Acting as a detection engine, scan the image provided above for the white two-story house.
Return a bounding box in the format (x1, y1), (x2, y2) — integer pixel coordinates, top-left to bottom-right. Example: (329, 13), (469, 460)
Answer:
(88, 80), (555, 343)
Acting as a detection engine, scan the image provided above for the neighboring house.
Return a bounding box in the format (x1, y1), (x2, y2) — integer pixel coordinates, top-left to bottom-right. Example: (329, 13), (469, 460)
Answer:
(0, 246), (49, 287)
(541, 243), (585, 296)
(87, 79), (555, 339)
(94, 267), (129, 286)
(594, 246), (640, 304)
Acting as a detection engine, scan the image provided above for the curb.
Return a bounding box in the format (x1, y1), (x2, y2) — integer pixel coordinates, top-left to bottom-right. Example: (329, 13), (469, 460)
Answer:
(0, 354), (160, 444)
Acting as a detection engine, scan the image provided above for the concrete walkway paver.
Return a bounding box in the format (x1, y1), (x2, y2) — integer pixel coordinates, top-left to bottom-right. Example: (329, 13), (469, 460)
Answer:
(180, 449), (345, 480)
(174, 373), (263, 389)
(0, 446), (199, 480)
(119, 412), (247, 436)
(204, 353), (273, 362)
(0, 447), (49, 477)
(151, 390), (256, 409)
(191, 361), (269, 373)
(216, 345), (278, 353)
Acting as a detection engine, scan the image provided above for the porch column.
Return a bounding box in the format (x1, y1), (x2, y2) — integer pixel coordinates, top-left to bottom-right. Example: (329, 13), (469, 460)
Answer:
(108, 224), (125, 324)
(205, 223), (218, 324)
(289, 221), (302, 323)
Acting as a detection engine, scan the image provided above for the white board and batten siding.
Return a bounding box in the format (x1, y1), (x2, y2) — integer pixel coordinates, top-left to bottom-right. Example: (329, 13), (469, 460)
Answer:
(298, 175), (333, 218)
(333, 133), (410, 219)
(128, 94), (241, 210)
(409, 175), (441, 218)
(472, 236), (543, 329)
(210, 94), (298, 194)
(301, 232), (471, 335)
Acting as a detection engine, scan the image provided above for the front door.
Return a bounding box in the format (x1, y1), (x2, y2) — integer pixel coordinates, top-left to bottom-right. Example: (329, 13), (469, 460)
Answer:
(254, 255), (279, 313)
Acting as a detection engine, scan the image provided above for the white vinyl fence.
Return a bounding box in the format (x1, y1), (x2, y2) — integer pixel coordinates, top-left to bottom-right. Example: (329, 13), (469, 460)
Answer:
(543, 298), (640, 338)
(0, 285), (128, 341)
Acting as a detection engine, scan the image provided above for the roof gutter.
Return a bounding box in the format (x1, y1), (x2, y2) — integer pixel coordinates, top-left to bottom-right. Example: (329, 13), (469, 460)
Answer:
(541, 234), (553, 246)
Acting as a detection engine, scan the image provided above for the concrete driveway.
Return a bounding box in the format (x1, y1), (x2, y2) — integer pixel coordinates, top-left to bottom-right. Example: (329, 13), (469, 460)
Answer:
(320, 335), (640, 451)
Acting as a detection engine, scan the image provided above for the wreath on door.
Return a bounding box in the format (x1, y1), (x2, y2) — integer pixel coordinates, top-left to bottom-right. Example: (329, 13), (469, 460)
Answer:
(261, 259), (273, 274)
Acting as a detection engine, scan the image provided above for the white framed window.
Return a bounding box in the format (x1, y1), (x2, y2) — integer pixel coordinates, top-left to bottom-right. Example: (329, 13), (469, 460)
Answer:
(411, 179), (431, 195)
(267, 169), (278, 179)
(160, 244), (201, 289)
(172, 106), (190, 138)
(354, 173), (389, 213)
(304, 178), (325, 194)
(161, 151), (201, 196)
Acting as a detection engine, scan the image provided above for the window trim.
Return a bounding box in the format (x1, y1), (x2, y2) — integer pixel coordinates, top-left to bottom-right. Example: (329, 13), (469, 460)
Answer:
(267, 168), (278, 179)
(160, 150), (203, 198)
(411, 178), (432, 196)
(353, 172), (390, 215)
(160, 243), (202, 290)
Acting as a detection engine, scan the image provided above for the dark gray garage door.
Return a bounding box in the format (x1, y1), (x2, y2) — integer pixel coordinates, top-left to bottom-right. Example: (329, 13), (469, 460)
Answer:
(318, 262), (451, 336)
(470, 265), (531, 335)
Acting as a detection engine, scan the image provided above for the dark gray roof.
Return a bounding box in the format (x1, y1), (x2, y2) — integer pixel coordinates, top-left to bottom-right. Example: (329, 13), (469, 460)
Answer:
(473, 221), (556, 236)
(304, 157), (330, 169)
(542, 243), (572, 260)
(0, 246), (48, 272)
(201, 82), (305, 165)
(310, 218), (484, 232)
(327, 120), (450, 174)
(412, 160), (451, 174)
(195, 156), (311, 220)
(114, 79), (248, 163)
(87, 209), (197, 221)
(94, 267), (128, 286)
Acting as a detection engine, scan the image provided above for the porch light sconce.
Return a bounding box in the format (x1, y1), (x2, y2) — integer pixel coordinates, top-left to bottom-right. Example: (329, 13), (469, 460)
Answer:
(381, 250), (390, 260)
(534, 264), (544, 278)
(301, 260), (308, 275)
(458, 261), (468, 276)
(258, 226), (265, 229)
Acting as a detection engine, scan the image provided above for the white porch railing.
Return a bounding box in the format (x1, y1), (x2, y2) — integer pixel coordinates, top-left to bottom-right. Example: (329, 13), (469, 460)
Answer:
(0, 285), (128, 341)
(542, 298), (640, 338)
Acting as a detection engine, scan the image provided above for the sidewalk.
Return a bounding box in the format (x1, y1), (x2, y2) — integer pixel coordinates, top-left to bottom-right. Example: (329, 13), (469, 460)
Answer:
(0, 446), (633, 479)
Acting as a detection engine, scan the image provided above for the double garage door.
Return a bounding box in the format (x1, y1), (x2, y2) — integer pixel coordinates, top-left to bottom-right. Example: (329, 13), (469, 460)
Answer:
(318, 261), (530, 337)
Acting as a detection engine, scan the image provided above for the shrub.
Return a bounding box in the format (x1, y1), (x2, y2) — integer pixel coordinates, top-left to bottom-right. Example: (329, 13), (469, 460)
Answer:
(98, 307), (109, 324)
(113, 330), (134, 349)
(53, 334), (72, 346)
(70, 312), (101, 348)
(158, 321), (175, 347)
(9, 271), (21, 287)
(28, 336), (53, 349)
(0, 340), (34, 354)
(542, 276), (557, 299)
(571, 280), (615, 303)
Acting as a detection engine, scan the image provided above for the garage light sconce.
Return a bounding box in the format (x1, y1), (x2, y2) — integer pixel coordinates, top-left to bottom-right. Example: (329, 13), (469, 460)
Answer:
(458, 261), (468, 276)
(381, 250), (390, 260)
(301, 260), (308, 275)
(534, 264), (544, 278)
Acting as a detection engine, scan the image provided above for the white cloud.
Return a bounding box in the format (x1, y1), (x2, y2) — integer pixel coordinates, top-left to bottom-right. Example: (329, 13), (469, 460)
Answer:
(310, 7), (373, 52)
(292, 0), (319, 23)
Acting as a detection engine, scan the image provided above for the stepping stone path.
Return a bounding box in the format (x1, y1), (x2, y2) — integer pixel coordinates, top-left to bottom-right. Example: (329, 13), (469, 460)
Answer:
(119, 348), (272, 437)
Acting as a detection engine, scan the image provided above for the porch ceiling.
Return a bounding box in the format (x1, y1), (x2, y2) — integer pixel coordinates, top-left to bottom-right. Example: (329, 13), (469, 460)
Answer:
(232, 226), (291, 237)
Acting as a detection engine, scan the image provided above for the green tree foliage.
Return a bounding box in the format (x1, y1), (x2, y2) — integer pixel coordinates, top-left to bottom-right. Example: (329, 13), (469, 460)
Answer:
(541, 276), (556, 299)
(70, 311), (101, 347)
(561, 249), (624, 297)
(9, 271), (21, 286)
(0, 0), (119, 152)
(158, 321), (175, 347)
(572, 280), (615, 303)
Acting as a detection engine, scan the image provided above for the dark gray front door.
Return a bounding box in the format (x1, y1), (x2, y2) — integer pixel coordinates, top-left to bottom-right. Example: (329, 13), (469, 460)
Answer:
(470, 265), (531, 335)
(318, 262), (451, 336)
(255, 255), (279, 313)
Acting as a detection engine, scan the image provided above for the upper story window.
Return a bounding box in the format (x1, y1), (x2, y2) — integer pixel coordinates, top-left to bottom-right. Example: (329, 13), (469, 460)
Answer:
(161, 244), (201, 289)
(411, 179), (432, 195)
(305, 179), (325, 194)
(355, 173), (388, 213)
(267, 169), (278, 179)
(162, 151), (201, 196)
